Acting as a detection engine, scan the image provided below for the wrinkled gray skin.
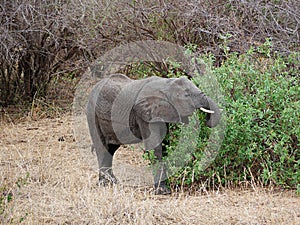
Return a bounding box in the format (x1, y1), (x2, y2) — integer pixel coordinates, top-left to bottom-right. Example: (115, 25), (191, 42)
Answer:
(87, 74), (221, 194)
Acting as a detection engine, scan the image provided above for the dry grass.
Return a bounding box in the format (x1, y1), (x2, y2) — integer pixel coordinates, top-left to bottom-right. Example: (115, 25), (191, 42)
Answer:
(0, 115), (299, 224)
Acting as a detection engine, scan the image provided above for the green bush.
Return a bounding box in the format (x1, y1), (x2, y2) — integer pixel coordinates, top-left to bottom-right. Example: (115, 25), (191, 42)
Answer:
(126, 41), (299, 192)
(167, 44), (299, 191)
(216, 49), (299, 187)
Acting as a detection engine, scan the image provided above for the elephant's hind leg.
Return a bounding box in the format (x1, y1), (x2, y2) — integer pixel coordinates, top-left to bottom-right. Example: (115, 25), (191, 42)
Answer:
(87, 112), (118, 186)
(98, 144), (120, 185)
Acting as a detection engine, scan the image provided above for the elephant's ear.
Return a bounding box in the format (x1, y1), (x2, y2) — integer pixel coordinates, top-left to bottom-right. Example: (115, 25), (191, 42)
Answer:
(134, 96), (180, 123)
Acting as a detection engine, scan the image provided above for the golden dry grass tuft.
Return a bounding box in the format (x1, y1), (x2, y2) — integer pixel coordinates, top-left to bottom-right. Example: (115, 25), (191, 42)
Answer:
(0, 115), (299, 224)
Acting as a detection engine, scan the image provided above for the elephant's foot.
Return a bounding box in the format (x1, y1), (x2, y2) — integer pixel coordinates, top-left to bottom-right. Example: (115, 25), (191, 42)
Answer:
(154, 182), (171, 195)
(98, 168), (118, 186)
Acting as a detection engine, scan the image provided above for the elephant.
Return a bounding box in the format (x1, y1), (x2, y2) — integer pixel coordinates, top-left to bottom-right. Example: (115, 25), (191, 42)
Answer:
(86, 73), (221, 194)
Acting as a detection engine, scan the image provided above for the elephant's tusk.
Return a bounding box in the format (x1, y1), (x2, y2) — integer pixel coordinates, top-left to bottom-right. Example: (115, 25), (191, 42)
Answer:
(200, 107), (215, 114)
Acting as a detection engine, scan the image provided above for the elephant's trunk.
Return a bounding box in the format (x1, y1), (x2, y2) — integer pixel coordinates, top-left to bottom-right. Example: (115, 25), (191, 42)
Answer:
(193, 92), (221, 128)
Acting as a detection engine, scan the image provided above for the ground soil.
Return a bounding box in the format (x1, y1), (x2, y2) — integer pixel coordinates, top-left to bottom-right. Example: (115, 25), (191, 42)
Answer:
(1, 115), (299, 224)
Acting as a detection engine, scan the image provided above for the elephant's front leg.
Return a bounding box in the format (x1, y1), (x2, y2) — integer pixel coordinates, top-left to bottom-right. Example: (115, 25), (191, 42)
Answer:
(139, 120), (171, 194)
(153, 144), (171, 195)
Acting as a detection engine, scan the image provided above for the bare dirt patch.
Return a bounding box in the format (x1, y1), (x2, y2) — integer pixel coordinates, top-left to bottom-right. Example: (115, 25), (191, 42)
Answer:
(1, 115), (299, 224)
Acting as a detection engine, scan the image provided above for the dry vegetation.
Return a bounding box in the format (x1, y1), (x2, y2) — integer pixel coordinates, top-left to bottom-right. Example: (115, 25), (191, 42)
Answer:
(1, 0), (299, 105)
(1, 0), (299, 224)
(1, 115), (299, 224)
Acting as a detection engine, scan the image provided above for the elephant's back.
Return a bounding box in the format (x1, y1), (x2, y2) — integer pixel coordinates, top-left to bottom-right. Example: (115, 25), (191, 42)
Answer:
(91, 74), (132, 118)
(100, 74), (132, 97)
(109, 73), (131, 83)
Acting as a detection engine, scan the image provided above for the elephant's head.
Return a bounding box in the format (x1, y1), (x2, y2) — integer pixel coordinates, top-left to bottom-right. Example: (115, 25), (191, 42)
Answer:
(134, 77), (221, 128)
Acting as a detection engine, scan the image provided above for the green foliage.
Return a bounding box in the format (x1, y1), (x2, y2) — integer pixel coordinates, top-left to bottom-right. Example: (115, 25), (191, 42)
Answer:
(165, 112), (212, 187)
(134, 40), (299, 191)
(210, 44), (299, 189)
(142, 149), (157, 164)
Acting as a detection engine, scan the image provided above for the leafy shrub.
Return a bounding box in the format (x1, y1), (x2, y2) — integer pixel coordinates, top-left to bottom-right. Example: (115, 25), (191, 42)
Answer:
(167, 42), (299, 191)
(128, 41), (299, 192)
(218, 50), (299, 187)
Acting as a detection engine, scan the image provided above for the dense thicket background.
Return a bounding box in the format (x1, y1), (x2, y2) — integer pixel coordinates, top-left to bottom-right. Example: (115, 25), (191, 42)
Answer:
(1, 0), (299, 106)
(0, 0), (299, 191)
